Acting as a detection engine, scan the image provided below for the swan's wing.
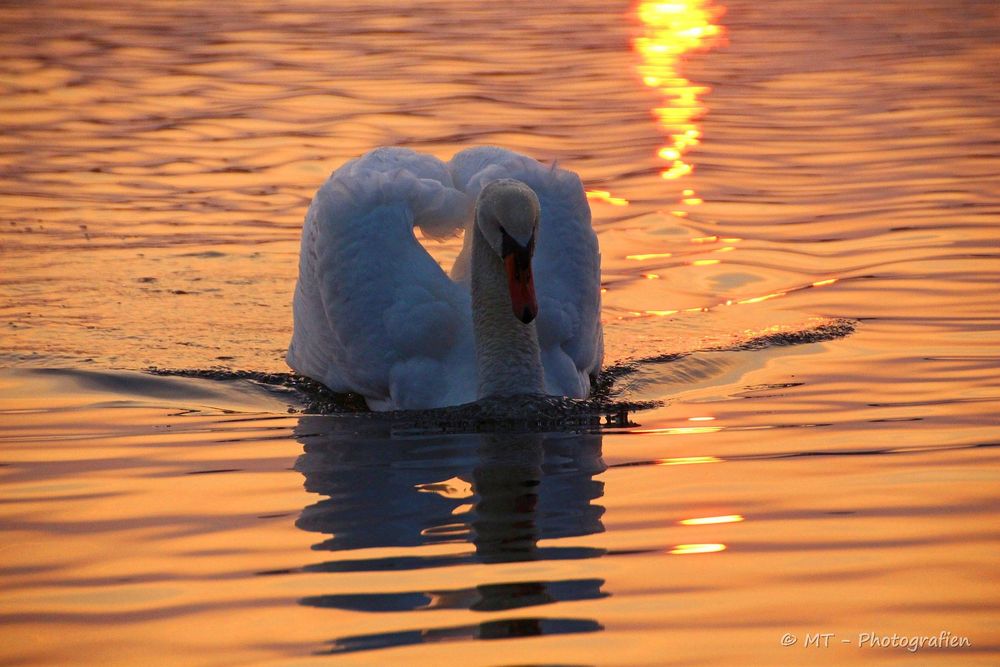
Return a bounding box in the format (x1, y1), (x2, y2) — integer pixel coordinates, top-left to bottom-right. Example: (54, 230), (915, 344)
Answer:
(288, 148), (477, 409)
(449, 147), (604, 397)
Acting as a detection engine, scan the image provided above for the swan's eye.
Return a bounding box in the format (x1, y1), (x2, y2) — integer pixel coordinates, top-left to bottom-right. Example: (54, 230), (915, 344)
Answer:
(499, 227), (533, 261)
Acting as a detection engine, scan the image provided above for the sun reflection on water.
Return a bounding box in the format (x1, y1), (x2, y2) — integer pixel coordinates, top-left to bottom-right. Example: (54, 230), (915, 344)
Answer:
(669, 543), (727, 555)
(634, 426), (723, 435)
(625, 274), (841, 320)
(586, 190), (630, 206)
(634, 0), (724, 181)
(626, 252), (673, 260)
(679, 514), (744, 526)
(655, 456), (723, 465)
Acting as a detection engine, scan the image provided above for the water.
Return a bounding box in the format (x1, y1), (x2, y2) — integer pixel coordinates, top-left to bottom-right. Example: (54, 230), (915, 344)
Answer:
(2, 0), (998, 664)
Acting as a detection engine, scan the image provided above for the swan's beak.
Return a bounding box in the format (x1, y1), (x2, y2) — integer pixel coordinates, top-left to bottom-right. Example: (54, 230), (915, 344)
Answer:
(502, 237), (538, 324)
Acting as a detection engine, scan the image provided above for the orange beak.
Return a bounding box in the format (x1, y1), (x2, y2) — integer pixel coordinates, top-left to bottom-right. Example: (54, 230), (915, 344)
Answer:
(504, 252), (538, 323)
(501, 230), (538, 324)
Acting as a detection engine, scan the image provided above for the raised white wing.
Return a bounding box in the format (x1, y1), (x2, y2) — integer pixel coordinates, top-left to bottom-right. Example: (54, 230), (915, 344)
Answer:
(287, 148), (478, 409)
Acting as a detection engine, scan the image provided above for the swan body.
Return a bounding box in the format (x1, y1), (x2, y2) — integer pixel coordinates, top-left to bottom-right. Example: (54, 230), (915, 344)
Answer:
(287, 146), (603, 411)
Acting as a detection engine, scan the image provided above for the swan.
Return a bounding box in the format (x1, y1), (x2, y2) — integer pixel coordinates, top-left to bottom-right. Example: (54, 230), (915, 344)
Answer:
(287, 146), (603, 411)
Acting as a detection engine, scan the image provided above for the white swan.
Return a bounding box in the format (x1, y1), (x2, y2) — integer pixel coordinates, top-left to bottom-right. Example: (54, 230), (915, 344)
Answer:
(287, 146), (603, 411)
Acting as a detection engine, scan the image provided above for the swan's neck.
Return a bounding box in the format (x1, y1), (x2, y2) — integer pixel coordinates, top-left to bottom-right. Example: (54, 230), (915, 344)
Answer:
(471, 224), (545, 399)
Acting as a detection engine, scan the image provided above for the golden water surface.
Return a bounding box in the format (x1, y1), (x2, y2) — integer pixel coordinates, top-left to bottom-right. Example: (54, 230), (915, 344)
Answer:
(1, 0), (998, 664)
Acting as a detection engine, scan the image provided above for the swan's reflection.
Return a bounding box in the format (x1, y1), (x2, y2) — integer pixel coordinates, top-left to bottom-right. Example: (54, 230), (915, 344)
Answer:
(294, 419), (606, 565)
(292, 418), (607, 651)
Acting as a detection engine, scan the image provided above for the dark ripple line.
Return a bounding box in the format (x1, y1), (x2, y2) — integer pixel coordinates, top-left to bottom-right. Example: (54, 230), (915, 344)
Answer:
(322, 616), (603, 655)
(300, 577), (608, 614)
(607, 441), (999, 469)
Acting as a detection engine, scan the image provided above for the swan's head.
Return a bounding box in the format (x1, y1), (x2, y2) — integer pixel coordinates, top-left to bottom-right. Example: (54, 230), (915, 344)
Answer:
(475, 179), (540, 324)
